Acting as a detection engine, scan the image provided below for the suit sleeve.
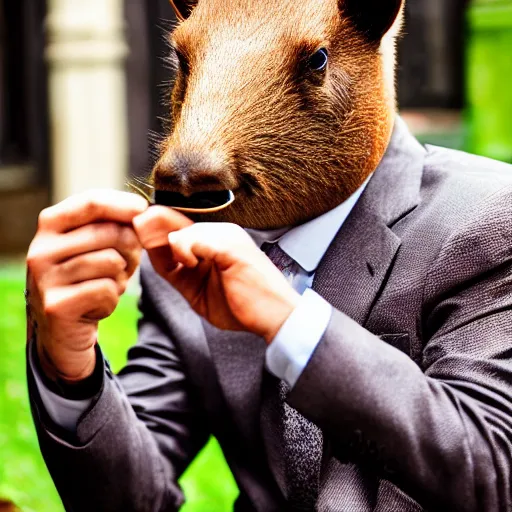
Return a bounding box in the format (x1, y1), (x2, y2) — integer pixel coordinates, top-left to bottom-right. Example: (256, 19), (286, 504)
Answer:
(287, 190), (512, 512)
(28, 268), (211, 512)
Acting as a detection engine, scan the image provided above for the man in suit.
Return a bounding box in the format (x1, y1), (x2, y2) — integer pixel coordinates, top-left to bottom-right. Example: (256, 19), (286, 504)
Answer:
(26, 0), (512, 511)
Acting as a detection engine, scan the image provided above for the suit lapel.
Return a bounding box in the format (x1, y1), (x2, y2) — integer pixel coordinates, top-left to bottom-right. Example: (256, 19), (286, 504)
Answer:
(313, 207), (402, 325)
(314, 117), (425, 325)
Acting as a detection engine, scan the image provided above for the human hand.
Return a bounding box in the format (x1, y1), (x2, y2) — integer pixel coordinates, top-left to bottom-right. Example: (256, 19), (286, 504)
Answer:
(133, 206), (300, 344)
(26, 190), (148, 382)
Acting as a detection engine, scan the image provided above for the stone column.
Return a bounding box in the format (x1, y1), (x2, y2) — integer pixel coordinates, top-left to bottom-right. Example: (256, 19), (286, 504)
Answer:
(46, 0), (128, 203)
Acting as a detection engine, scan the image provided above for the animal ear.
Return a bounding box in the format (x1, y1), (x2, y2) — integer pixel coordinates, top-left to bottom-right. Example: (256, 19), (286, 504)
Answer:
(340, 0), (404, 42)
(169, 0), (198, 21)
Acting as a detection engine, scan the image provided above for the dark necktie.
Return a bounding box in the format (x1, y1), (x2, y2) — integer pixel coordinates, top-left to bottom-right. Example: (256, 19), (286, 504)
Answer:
(262, 243), (324, 510)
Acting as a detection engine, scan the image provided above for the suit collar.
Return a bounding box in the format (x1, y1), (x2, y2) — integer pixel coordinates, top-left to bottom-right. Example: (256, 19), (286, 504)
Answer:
(278, 174), (371, 272)
(245, 175), (371, 273)
(313, 116), (426, 324)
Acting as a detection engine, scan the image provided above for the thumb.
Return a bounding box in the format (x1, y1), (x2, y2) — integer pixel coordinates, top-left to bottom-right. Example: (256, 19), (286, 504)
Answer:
(133, 205), (194, 250)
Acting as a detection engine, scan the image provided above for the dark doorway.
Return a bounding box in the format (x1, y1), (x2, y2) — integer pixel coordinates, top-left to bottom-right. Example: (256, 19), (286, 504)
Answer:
(0, 0), (49, 190)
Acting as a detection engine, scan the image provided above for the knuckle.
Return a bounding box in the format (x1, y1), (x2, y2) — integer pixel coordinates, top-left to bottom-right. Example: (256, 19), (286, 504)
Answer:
(86, 279), (119, 318)
(119, 226), (139, 250)
(94, 221), (118, 241)
(126, 249), (142, 275)
(116, 278), (128, 295)
(131, 245), (143, 262)
(26, 247), (39, 268)
(104, 249), (125, 269)
(81, 197), (101, 217)
(26, 240), (48, 269)
(103, 277), (120, 296)
(101, 280), (121, 309)
(42, 294), (59, 317)
(111, 223), (125, 242)
(37, 207), (54, 229)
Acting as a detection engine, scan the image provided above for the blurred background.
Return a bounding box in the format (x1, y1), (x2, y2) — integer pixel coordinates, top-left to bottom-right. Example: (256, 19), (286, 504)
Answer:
(0, 0), (511, 510)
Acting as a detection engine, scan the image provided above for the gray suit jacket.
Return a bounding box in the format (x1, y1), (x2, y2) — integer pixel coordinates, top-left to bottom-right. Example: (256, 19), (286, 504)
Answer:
(28, 119), (512, 511)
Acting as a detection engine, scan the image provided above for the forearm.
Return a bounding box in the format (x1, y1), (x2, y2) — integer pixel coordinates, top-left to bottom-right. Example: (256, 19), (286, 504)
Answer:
(27, 346), (183, 512)
(288, 309), (508, 512)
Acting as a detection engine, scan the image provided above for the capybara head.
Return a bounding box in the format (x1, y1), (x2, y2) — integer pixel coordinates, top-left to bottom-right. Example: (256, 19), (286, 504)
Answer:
(152, 0), (404, 229)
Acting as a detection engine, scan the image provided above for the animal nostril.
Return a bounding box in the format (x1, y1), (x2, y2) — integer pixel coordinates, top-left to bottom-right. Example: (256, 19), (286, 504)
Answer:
(152, 148), (236, 196)
(152, 164), (184, 188)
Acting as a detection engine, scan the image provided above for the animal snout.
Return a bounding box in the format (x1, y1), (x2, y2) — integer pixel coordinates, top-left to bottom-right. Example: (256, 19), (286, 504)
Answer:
(153, 148), (237, 197)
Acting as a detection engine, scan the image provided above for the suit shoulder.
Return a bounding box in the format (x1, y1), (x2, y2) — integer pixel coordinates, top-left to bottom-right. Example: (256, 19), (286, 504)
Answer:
(417, 147), (512, 277)
(424, 145), (512, 190)
(409, 150), (512, 311)
(397, 147), (512, 275)
(418, 145), (512, 227)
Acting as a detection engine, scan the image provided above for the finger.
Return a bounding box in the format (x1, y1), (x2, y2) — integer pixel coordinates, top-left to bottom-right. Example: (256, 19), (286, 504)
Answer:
(169, 223), (256, 271)
(146, 244), (180, 279)
(116, 226), (143, 276)
(31, 223), (141, 266)
(44, 278), (120, 322)
(133, 205), (193, 250)
(39, 190), (148, 233)
(46, 249), (128, 287)
(166, 259), (213, 299)
(168, 232), (199, 268)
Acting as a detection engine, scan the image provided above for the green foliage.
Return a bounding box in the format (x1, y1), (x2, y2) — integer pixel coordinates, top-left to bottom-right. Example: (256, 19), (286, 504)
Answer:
(0, 270), (238, 511)
(466, 0), (512, 163)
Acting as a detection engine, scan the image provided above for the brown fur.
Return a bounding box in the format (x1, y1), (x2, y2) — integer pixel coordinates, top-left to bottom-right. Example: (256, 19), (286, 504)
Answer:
(152, 0), (403, 229)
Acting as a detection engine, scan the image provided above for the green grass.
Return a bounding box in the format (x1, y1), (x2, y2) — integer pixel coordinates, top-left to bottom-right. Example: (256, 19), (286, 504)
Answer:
(0, 265), (238, 511)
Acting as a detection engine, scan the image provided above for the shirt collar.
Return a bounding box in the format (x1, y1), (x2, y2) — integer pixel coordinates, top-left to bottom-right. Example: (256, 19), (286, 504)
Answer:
(246, 174), (372, 273)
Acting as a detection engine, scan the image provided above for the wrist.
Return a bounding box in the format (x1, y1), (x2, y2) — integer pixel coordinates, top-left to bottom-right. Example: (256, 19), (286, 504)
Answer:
(263, 290), (301, 345)
(37, 341), (97, 383)
(31, 340), (104, 400)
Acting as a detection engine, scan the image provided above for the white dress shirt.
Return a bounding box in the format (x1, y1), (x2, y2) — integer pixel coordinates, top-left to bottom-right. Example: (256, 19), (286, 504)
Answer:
(30, 175), (371, 431)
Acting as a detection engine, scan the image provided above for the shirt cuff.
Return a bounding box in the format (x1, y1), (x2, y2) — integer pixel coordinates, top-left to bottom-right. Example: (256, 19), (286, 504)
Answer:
(28, 340), (97, 432)
(266, 288), (332, 388)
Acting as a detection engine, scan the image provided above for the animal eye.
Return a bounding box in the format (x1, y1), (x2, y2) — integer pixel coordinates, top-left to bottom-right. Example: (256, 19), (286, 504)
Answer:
(308, 48), (328, 72)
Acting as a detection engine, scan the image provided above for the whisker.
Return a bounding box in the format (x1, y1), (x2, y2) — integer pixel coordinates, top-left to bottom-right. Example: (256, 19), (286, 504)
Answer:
(126, 175), (155, 203)
(133, 175), (154, 187)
